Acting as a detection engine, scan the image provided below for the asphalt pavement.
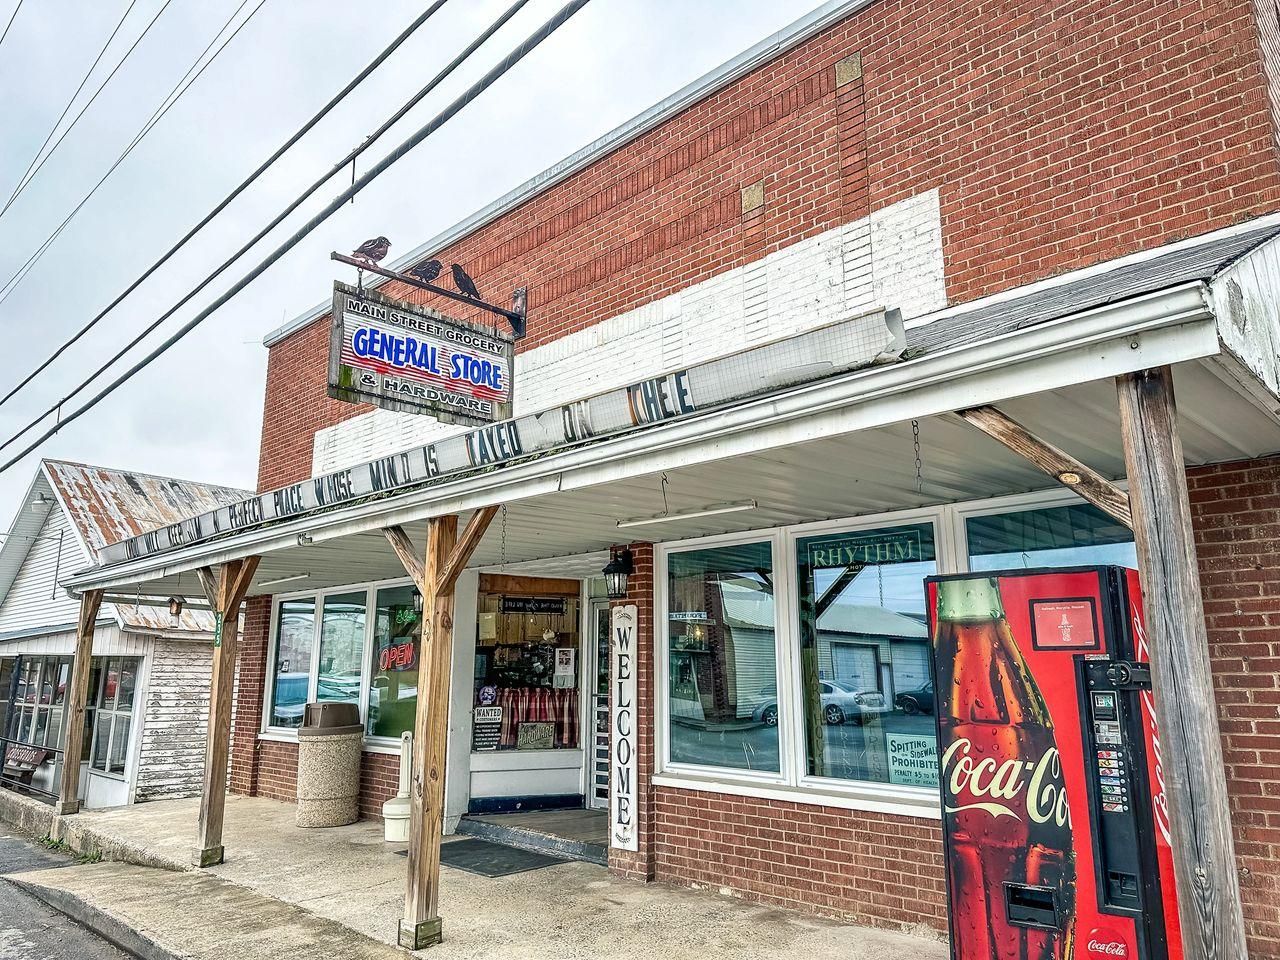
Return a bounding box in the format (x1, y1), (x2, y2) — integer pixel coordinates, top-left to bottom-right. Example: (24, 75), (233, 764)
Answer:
(0, 833), (131, 960)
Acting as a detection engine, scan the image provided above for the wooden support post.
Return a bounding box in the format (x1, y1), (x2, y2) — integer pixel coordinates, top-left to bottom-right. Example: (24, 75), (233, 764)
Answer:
(1117, 367), (1247, 959)
(55, 589), (104, 815)
(383, 508), (497, 950)
(956, 404), (1132, 528)
(192, 556), (260, 867)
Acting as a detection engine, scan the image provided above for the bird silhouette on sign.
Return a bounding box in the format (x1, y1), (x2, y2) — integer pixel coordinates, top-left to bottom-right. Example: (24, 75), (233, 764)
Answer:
(408, 259), (441, 283)
(451, 263), (481, 299)
(352, 236), (391, 265)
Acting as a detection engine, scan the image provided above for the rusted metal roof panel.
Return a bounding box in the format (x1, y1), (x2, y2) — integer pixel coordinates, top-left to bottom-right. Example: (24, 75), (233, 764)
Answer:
(112, 601), (217, 634)
(44, 459), (251, 558)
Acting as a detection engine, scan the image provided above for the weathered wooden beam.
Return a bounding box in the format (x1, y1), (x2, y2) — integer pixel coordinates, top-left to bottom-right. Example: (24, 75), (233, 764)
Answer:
(55, 589), (104, 815)
(193, 555), (260, 868)
(477, 573), (582, 597)
(1116, 367), (1247, 959)
(383, 525), (424, 587)
(955, 404), (1133, 528)
(400, 514), (458, 950)
(437, 506), (498, 596)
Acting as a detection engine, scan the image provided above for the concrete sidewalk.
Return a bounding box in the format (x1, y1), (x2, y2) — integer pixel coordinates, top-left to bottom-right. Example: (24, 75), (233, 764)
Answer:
(3, 792), (946, 959)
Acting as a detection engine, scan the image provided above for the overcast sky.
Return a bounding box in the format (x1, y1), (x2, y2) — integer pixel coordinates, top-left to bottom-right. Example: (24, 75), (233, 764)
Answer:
(0, 0), (825, 523)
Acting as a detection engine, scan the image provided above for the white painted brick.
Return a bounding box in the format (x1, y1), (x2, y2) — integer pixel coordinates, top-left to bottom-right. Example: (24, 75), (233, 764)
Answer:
(312, 191), (946, 475)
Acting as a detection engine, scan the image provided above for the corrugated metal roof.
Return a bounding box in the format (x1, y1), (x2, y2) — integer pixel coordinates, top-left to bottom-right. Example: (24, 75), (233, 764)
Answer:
(44, 460), (251, 557)
(41, 460), (252, 635)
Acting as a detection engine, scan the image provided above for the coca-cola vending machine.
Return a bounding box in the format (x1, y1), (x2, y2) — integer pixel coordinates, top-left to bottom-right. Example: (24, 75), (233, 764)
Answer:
(926, 566), (1182, 960)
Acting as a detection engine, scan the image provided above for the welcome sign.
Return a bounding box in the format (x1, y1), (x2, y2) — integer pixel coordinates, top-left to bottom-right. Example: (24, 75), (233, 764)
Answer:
(101, 306), (903, 565)
(610, 604), (639, 851)
(328, 282), (514, 425)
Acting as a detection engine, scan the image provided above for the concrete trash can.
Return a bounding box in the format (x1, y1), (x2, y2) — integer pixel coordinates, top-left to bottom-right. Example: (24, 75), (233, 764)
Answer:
(296, 701), (363, 828)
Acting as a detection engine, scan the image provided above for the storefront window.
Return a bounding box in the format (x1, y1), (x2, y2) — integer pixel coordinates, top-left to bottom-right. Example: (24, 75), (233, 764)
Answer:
(967, 502), (1135, 571)
(316, 592), (366, 706)
(368, 585), (419, 739)
(795, 523), (938, 786)
(88, 657), (139, 776)
(8, 657), (70, 749)
(269, 598), (315, 728)
(666, 541), (779, 773)
(472, 591), (581, 751)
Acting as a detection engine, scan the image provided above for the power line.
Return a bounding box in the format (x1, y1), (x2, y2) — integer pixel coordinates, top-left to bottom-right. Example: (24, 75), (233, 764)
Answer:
(0, 0), (532, 437)
(0, 0), (450, 408)
(1, 0), (176, 220)
(0, 0), (593, 476)
(0, 0), (267, 310)
(2, 0), (140, 215)
(0, 0), (24, 54)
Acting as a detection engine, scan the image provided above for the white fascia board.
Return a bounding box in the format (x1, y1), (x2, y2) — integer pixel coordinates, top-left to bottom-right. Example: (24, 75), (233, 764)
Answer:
(264, 0), (875, 348)
(66, 283), (1216, 594)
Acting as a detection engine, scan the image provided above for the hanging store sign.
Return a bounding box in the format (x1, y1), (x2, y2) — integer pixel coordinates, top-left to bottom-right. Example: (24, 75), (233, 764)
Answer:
(610, 604), (639, 851)
(327, 282), (515, 426)
(101, 307), (903, 566)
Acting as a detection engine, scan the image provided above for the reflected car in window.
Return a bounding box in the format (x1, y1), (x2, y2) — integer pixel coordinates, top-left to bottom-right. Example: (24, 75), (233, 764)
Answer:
(752, 680), (890, 726)
(894, 679), (935, 715)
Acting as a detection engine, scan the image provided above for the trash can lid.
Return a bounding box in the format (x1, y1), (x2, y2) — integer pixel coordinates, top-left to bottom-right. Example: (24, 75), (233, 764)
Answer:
(298, 701), (362, 737)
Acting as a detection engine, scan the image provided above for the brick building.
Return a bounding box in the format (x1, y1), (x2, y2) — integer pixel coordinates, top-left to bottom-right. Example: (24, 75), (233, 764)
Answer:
(60, 0), (1280, 955)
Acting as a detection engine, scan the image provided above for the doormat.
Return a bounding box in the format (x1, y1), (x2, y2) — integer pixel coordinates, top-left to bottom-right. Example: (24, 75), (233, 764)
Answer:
(397, 838), (568, 877)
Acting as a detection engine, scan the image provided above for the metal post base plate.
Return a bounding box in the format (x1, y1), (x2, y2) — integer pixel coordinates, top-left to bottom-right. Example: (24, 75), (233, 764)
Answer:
(398, 917), (443, 949)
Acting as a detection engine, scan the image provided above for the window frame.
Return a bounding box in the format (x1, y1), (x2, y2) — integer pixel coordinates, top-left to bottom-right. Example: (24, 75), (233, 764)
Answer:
(655, 491), (1140, 817)
(262, 574), (413, 744)
(656, 528), (791, 786)
(86, 656), (140, 780)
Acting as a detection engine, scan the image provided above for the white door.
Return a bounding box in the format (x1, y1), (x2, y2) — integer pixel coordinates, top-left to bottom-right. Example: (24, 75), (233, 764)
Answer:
(832, 643), (880, 693)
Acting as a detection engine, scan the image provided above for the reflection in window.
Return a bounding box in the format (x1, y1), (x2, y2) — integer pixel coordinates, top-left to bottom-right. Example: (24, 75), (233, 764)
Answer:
(795, 524), (938, 786)
(666, 541), (779, 773)
(88, 656), (141, 776)
(967, 502), (1136, 571)
(270, 599), (315, 728)
(472, 592), (581, 751)
(368, 585), (419, 739)
(317, 592), (366, 706)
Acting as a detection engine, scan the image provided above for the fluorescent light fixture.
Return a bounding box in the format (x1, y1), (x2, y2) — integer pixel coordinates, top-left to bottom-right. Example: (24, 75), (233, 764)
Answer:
(256, 572), (312, 588)
(616, 500), (758, 529)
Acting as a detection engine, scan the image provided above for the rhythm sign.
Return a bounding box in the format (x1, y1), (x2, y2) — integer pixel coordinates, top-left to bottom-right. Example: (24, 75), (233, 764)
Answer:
(328, 282), (514, 426)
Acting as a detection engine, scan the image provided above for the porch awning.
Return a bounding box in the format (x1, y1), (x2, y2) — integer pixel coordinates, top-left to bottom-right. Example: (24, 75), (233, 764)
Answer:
(63, 218), (1280, 599)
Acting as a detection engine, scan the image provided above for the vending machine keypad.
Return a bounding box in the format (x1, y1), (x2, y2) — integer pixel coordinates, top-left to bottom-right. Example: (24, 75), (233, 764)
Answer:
(1081, 662), (1143, 913)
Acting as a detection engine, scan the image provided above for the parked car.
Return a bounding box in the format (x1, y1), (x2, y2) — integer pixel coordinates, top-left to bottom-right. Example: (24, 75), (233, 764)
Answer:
(894, 679), (935, 715)
(752, 680), (890, 726)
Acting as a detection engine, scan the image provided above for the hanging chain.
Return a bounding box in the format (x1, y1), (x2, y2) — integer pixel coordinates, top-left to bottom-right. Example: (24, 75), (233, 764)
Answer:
(911, 418), (923, 496)
(660, 472), (670, 517)
(500, 504), (508, 572)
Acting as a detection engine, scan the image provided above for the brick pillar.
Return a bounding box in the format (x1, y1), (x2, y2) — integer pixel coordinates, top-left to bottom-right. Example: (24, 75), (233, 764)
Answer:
(229, 594), (272, 796)
(609, 542), (656, 881)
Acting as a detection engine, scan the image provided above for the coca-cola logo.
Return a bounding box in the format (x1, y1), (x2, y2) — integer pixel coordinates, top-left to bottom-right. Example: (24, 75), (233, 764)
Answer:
(941, 738), (1071, 827)
(1131, 605), (1172, 847)
(1085, 927), (1131, 958)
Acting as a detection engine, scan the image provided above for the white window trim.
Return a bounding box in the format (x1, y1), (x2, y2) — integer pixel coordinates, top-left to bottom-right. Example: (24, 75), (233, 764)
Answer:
(654, 487), (1132, 819)
(262, 573), (416, 743)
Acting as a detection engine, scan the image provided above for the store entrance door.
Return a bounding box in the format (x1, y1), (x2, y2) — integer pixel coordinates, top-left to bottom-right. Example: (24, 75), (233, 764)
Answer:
(587, 601), (611, 810)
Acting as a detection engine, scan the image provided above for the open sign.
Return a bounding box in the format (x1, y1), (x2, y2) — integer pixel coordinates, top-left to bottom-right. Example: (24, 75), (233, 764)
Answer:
(378, 639), (417, 672)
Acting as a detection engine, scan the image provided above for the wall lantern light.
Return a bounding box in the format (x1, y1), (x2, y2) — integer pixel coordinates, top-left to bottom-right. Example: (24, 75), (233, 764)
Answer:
(168, 596), (184, 624)
(602, 548), (634, 600)
(413, 587), (424, 615)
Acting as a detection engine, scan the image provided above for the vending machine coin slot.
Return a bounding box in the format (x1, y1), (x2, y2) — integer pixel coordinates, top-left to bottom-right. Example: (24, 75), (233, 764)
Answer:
(1003, 883), (1060, 930)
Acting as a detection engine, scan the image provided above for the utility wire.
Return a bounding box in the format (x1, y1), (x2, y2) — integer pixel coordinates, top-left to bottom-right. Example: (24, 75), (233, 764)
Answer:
(0, 0), (267, 309)
(2, 0), (141, 215)
(0, 0), (592, 476)
(0, 0), (450, 408)
(0, 0), (24, 54)
(1, 0), (175, 220)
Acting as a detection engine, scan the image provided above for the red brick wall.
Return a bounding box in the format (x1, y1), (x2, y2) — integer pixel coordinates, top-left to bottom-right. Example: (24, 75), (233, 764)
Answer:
(229, 595), (272, 795)
(1188, 455), (1280, 958)
(257, 0), (1280, 490)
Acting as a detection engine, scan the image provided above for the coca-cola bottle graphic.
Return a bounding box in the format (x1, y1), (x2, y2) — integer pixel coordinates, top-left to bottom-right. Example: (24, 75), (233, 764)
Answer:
(934, 577), (1076, 960)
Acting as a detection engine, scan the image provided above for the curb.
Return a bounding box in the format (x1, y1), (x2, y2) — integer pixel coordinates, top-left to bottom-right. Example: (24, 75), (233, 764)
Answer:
(3, 873), (181, 960)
